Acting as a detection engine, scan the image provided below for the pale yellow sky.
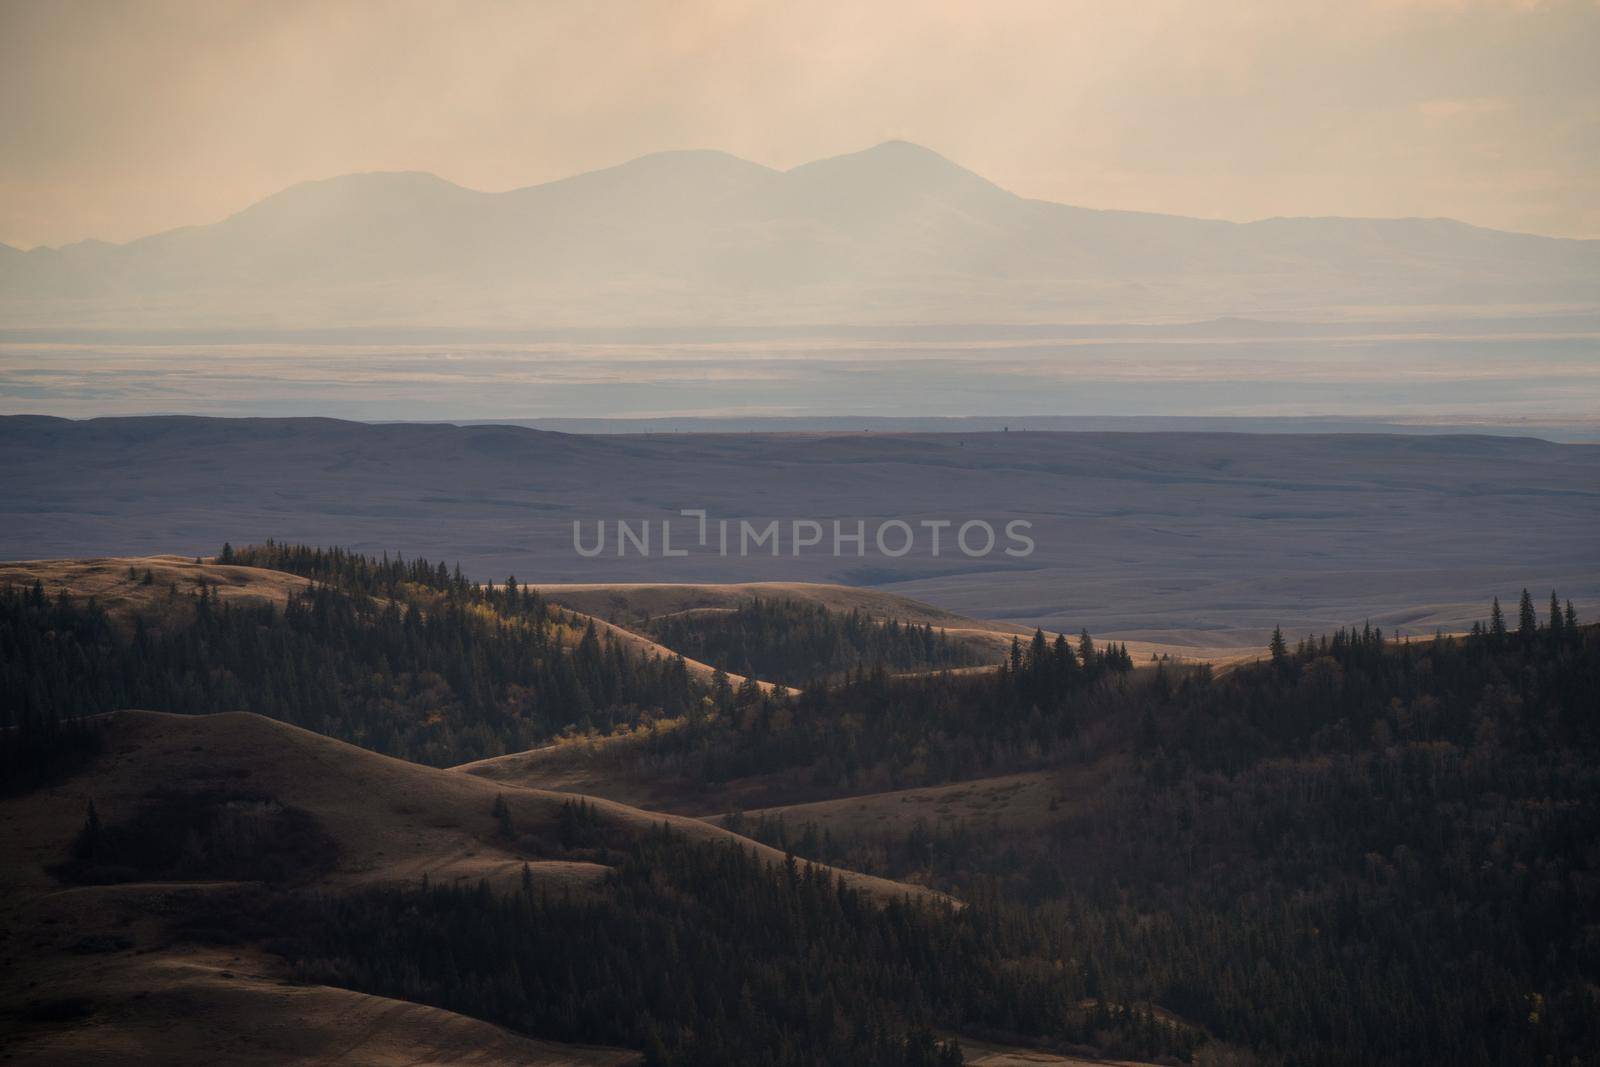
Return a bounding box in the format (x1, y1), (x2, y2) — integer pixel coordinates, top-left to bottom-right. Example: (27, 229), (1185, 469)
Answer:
(2, 0), (1596, 249)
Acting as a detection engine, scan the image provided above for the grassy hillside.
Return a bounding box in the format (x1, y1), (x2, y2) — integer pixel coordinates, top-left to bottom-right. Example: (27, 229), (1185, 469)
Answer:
(0, 710), (1185, 1067)
(7, 544), (1597, 1063)
(0, 546), (716, 770)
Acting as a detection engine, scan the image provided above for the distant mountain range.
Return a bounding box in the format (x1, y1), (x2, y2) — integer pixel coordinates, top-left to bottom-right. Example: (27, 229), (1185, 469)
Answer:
(4, 141), (1597, 330)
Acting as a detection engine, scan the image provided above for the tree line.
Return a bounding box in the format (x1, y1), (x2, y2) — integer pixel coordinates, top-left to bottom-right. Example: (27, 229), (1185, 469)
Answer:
(727, 595), (1600, 1065)
(645, 596), (988, 687)
(190, 822), (1197, 1067)
(0, 561), (701, 779)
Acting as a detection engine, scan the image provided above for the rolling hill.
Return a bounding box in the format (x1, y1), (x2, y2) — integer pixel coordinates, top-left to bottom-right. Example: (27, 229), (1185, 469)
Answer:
(0, 709), (938, 902)
(5, 544), (1596, 1063)
(0, 709), (948, 1066)
(4, 141), (1595, 329)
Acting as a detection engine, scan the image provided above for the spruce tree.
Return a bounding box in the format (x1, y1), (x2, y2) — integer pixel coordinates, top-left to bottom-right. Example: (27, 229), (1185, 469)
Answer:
(1077, 629), (1096, 669)
(1269, 625), (1288, 666)
(1518, 588), (1537, 639)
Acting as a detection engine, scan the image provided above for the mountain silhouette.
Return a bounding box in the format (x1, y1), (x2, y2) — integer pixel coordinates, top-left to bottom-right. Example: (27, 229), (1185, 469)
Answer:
(4, 142), (1595, 329)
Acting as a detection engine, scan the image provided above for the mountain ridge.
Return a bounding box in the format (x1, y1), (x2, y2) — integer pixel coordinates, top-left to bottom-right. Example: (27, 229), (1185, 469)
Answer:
(3, 141), (1595, 328)
(18, 141), (1593, 254)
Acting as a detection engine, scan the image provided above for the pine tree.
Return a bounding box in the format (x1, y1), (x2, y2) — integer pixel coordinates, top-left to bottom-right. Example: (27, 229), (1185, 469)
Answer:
(1518, 588), (1537, 640)
(1489, 597), (1507, 642)
(1269, 625), (1288, 666)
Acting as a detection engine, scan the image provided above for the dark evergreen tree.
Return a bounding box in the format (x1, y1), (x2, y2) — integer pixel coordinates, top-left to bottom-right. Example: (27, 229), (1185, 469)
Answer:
(1518, 587), (1538, 640)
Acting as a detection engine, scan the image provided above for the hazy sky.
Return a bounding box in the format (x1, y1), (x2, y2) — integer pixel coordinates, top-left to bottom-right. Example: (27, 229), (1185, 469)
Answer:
(3, 0), (1597, 249)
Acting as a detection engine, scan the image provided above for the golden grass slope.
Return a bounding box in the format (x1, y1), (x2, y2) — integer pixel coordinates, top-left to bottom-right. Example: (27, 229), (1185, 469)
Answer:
(0, 710), (940, 905)
(534, 581), (999, 629)
(0, 709), (940, 1065)
(5, 938), (640, 1067)
(533, 580), (1255, 668)
(0, 555), (793, 692)
(0, 555), (311, 628)
(535, 580), (1023, 660)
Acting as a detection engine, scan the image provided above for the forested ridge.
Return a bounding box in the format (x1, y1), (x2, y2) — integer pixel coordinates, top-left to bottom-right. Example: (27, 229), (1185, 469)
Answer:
(645, 596), (987, 686)
(730, 597), (1600, 1065)
(5, 542), (1599, 1064)
(192, 822), (1196, 1067)
(1, 542), (701, 774)
(634, 626), (1137, 800)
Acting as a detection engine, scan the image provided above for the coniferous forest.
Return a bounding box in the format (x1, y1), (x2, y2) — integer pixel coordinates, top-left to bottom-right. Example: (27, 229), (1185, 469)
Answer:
(191, 824), (1202, 1067)
(0, 543), (699, 774)
(645, 596), (987, 686)
(2, 545), (1598, 1065)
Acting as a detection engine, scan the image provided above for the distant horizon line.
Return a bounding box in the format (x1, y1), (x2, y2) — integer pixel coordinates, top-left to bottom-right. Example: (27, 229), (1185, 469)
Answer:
(5, 309), (1599, 344)
(5, 411), (1597, 444)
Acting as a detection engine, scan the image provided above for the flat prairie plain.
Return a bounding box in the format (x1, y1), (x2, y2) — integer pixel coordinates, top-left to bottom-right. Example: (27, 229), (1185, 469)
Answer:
(2, 416), (1596, 652)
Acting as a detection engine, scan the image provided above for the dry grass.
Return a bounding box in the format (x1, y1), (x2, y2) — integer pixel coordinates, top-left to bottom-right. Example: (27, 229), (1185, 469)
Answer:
(0, 709), (946, 1065)
(562, 607), (789, 693)
(2, 936), (640, 1067)
(0, 871), (1152, 1067)
(536, 580), (1256, 668)
(0, 710), (942, 906)
(0, 555), (311, 632)
(535, 581), (995, 628)
(0, 555), (794, 693)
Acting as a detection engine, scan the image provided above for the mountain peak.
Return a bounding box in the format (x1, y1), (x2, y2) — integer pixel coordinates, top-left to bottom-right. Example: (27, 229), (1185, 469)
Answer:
(860, 139), (956, 161)
(784, 140), (1011, 204)
(791, 139), (969, 174)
